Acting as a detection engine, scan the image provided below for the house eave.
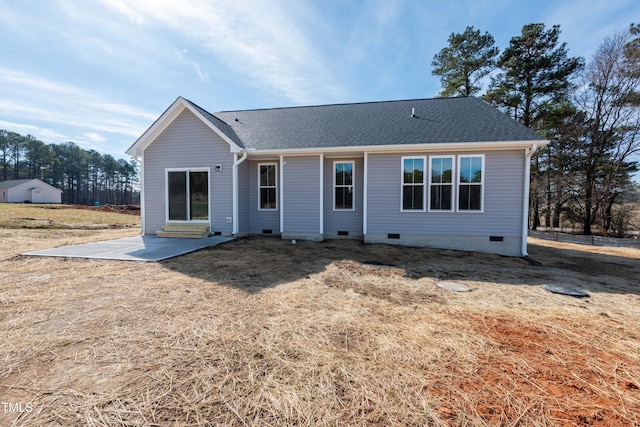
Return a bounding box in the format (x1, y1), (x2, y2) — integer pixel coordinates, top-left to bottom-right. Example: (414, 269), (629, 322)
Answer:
(244, 140), (549, 157)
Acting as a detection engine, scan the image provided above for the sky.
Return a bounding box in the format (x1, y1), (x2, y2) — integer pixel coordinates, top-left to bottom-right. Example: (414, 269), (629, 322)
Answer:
(0, 0), (638, 162)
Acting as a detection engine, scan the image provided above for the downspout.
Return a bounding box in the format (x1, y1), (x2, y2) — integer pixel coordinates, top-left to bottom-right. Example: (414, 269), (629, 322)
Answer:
(134, 155), (145, 235)
(363, 152), (368, 236)
(522, 144), (538, 256)
(232, 150), (248, 235)
(319, 154), (324, 237)
(279, 155), (284, 234)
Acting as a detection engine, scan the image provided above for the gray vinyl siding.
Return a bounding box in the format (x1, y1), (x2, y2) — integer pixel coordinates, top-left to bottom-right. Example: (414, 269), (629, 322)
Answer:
(143, 109), (235, 235)
(238, 160), (250, 234)
(366, 150), (524, 237)
(249, 160), (280, 234)
(323, 157), (363, 234)
(282, 155), (321, 233)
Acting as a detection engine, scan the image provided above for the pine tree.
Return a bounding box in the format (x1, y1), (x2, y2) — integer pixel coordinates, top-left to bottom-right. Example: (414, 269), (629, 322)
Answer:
(431, 26), (498, 97)
(484, 23), (583, 229)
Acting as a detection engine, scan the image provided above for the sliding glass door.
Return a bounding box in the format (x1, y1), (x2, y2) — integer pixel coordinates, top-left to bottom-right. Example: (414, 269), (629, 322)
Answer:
(167, 169), (209, 221)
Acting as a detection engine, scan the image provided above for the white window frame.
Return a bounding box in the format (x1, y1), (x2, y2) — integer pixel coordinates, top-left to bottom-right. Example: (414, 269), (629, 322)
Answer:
(164, 167), (211, 223)
(258, 162), (278, 211)
(333, 160), (355, 211)
(456, 154), (485, 213)
(400, 156), (427, 212)
(428, 155), (455, 212)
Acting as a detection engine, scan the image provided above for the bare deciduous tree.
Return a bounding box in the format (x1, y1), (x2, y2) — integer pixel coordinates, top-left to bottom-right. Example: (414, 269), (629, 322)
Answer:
(574, 28), (640, 234)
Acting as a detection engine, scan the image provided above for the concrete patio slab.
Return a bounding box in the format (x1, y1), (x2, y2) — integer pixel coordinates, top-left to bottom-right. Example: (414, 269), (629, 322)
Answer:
(22, 235), (234, 262)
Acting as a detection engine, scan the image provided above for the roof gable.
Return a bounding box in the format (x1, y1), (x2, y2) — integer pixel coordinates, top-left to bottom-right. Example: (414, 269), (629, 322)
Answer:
(126, 97), (244, 158)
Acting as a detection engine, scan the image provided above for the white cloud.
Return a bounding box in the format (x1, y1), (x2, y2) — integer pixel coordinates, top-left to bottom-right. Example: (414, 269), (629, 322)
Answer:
(50, 0), (170, 87)
(98, 0), (347, 104)
(543, 0), (635, 59)
(0, 120), (67, 143)
(0, 67), (158, 155)
(0, 117), (126, 158)
(79, 132), (108, 144)
(170, 49), (210, 82)
(100, 0), (146, 25)
(192, 63), (209, 83)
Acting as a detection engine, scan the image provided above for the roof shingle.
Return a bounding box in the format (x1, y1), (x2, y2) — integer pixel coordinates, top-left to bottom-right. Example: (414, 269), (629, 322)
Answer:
(208, 96), (544, 151)
(0, 179), (36, 189)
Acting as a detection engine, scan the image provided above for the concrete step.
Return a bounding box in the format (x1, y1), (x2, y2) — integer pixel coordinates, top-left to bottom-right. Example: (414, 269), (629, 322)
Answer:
(157, 223), (210, 238)
(157, 231), (209, 238)
(161, 225), (210, 232)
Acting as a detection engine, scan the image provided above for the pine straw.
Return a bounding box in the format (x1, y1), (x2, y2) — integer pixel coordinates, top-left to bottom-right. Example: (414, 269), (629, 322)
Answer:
(0, 231), (639, 426)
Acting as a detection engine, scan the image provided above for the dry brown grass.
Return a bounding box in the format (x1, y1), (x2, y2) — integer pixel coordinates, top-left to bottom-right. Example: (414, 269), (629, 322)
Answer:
(0, 204), (139, 229)
(0, 216), (639, 425)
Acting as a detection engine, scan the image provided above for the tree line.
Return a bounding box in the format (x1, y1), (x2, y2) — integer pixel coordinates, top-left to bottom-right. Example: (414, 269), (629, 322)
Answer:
(0, 130), (139, 205)
(432, 23), (640, 236)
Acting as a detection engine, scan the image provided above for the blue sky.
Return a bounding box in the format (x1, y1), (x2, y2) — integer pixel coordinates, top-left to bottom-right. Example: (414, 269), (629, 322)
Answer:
(0, 0), (638, 161)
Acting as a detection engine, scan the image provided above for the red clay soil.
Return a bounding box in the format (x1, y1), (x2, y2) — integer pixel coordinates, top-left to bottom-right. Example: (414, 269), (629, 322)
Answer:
(425, 315), (640, 426)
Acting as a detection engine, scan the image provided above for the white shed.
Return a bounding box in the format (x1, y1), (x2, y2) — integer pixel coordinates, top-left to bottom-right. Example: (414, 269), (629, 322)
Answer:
(0, 179), (62, 204)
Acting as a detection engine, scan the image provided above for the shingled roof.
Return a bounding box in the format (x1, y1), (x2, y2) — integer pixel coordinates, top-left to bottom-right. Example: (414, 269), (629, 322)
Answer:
(0, 179), (38, 189)
(186, 100), (245, 148)
(203, 96), (544, 151)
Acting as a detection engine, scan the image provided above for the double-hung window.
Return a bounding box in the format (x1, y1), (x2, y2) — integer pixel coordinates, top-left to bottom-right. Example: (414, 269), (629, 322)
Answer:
(429, 156), (454, 211)
(258, 163), (277, 210)
(334, 161), (354, 210)
(401, 157), (425, 211)
(458, 155), (484, 211)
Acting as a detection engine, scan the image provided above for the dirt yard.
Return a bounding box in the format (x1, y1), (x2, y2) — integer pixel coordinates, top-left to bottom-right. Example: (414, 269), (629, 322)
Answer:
(0, 206), (639, 426)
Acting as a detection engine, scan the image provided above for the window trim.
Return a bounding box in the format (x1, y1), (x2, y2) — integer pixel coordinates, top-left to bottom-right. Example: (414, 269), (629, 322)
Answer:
(258, 162), (278, 211)
(400, 156), (427, 212)
(333, 160), (355, 211)
(428, 155), (455, 212)
(164, 167), (211, 223)
(456, 154), (485, 213)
